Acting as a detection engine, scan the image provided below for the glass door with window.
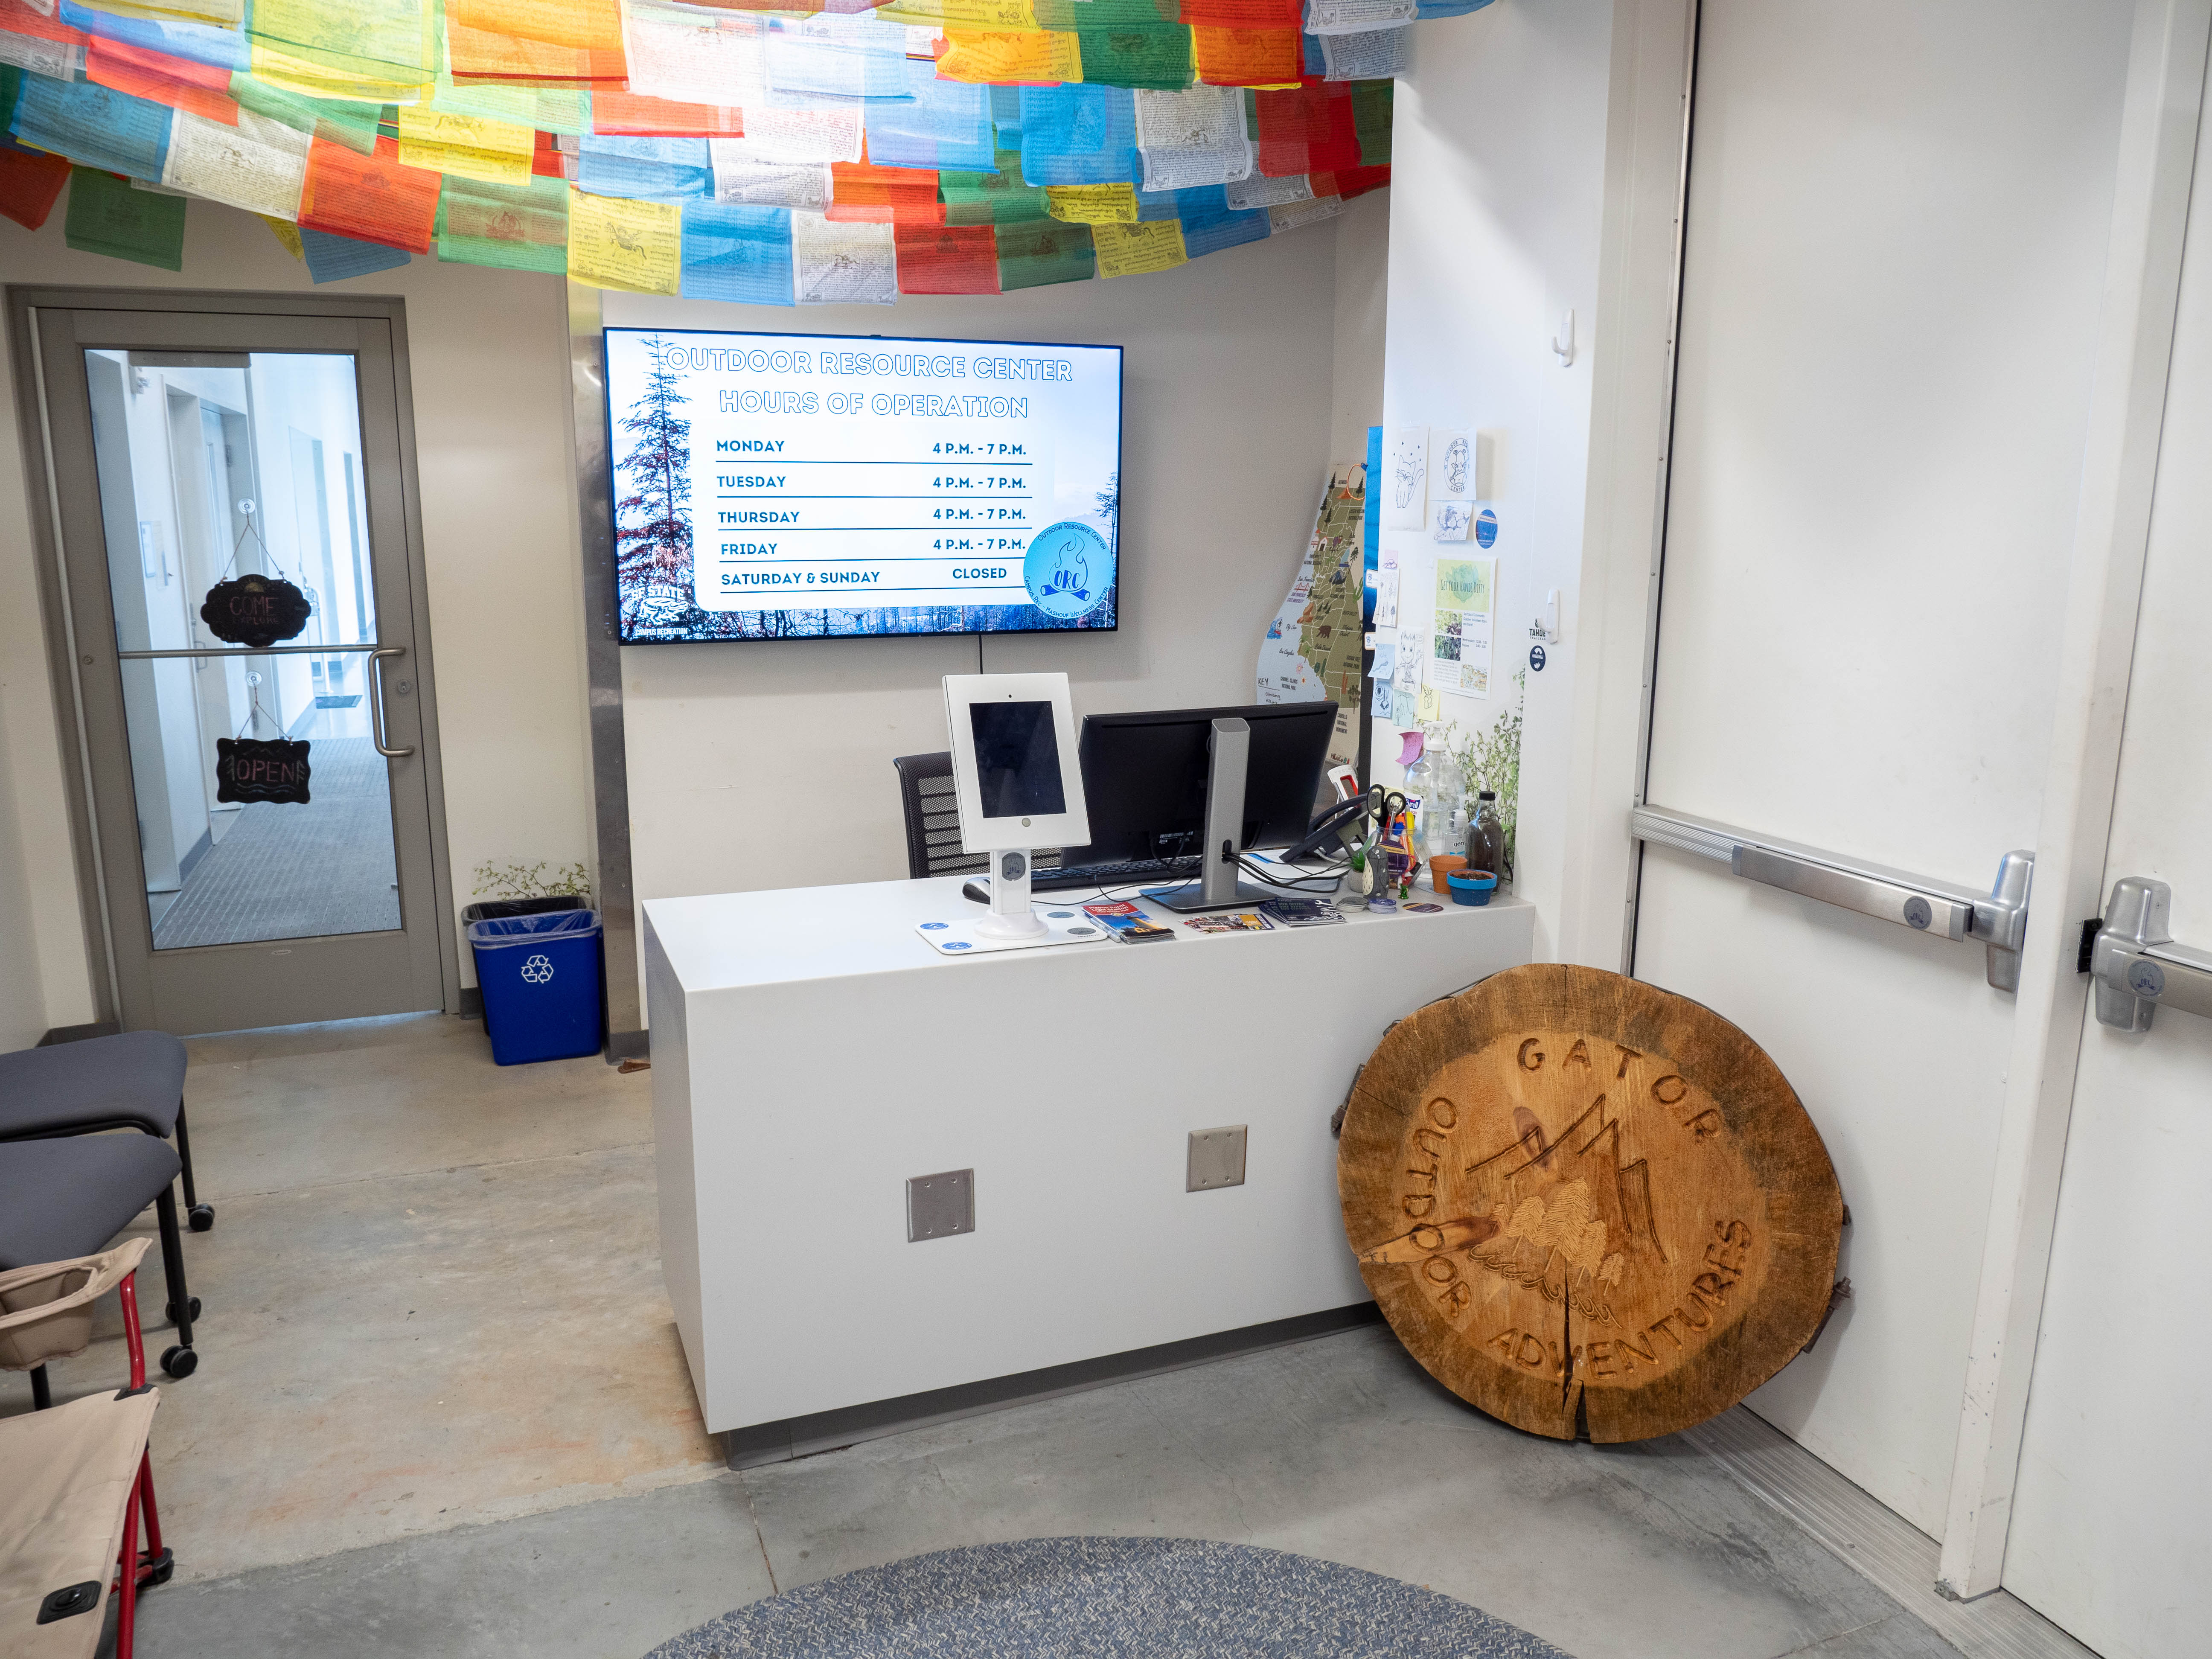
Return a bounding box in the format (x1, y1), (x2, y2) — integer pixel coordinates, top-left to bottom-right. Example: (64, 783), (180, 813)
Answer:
(35, 304), (449, 1034)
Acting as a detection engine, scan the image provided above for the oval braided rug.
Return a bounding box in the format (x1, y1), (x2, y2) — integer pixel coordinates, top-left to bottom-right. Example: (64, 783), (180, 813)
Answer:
(646, 1537), (1570, 1658)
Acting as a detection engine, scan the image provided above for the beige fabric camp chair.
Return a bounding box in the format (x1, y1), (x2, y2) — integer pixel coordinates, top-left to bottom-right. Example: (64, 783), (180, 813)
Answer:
(0, 1388), (162, 1659)
(0, 1235), (172, 1659)
(0, 1238), (152, 1379)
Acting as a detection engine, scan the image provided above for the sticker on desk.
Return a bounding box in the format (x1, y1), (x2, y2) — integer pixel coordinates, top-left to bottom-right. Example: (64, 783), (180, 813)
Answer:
(915, 907), (1108, 955)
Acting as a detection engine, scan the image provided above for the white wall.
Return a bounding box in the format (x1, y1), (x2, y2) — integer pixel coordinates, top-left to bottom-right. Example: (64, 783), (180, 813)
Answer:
(1380, 0), (1623, 958)
(0, 198), (594, 1019)
(603, 214), (1378, 929)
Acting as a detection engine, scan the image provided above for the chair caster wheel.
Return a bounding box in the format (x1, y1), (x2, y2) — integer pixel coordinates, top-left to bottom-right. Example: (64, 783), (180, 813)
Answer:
(188, 1204), (214, 1232)
(160, 1345), (198, 1379)
(166, 1297), (201, 1324)
(140, 1547), (175, 1587)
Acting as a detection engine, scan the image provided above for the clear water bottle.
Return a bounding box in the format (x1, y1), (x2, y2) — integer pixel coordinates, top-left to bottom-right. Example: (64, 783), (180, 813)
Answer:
(1467, 789), (1507, 881)
(1399, 736), (1432, 854)
(1429, 748), (1464, 857)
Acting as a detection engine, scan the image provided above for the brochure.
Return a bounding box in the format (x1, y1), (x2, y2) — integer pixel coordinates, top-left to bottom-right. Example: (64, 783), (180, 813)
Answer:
(1259, 898), (1347, 928)
(1184, 911), (1277, 934)
(1081, 900), (1177, 943)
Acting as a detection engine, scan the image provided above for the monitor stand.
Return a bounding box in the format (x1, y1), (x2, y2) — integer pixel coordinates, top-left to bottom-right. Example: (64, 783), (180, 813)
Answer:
(1141, 716), (1278, 913)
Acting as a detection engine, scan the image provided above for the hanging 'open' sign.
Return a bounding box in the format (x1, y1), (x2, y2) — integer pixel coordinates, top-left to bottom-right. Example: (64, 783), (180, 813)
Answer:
(201, 574), (312, 649)
(215, 738), (312, 805)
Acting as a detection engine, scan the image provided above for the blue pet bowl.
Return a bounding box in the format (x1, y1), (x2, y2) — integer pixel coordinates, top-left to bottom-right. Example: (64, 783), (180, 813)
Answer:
(1446, 870), (1499, 907)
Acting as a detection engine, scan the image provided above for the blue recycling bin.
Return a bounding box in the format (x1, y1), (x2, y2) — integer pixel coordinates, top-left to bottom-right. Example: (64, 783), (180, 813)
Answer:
(466, 910), (604, 1065)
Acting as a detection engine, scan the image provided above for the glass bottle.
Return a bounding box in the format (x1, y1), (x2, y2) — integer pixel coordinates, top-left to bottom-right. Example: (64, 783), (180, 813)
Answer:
(1399, 736), (1432, 853)
(1467, 789), (1506, 880)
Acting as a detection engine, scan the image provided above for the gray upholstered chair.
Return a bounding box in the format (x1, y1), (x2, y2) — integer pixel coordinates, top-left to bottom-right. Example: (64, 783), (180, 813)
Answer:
(0, 1137), (198, 1380)
(0, 1033), (211, 1232)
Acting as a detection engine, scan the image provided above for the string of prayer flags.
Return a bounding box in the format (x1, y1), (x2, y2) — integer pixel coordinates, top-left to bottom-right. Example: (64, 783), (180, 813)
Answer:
(766, 13), (910, 102)
(445, 0), (626, 87)
(892, 221), (999, 293)
(1318, 24), (1407, 79)
(1, 0), (87, 80)
(436, 170), (566, 271)
(1019, 83), (1140, 186)
(1091, 215), (1184, 277)
(939, 151), (1048, 224)
(63, 162), (185, 266)
(678, 199), (794, 303)
(228, 73), (378, 154)
(1045, 181), (1135, 223)
(1031, 0), (1168, 27)
(3, 0), (1415, 294)
(863, 58), (994, 171)
(1267, 190), (1338, 232)
(13, 74), (173, 180)
(994, 214), (1092, 288)
(1225, 168), (1308, 209)
(1303, 0), (1416, 32)
(792, 209), (896, 303)
(162, 106), (310, 218)
(827, 155), (941, 222)
(0, 135), (70, 228)
(1133, 83), (1250, 189)
(576, 135), (713, 201)
(257, 210), (303, 256)
(299, 222), (409, 279)
(874, 0), (1038, 31)
(1178, 201), (1266, 256)
(396, 108), (536, 186)
(933, 28), (1080, 86)
(588, 90), (744, 139)
(1072, 23), (1192, 91)
(1350, 77), (1390, 163)
(1190, 27), (1300, 87)
(709, 147), (831, 210)
(298, 135), (441, 250)
(566, 186), (681, 292)
(87, 38), (238, 125)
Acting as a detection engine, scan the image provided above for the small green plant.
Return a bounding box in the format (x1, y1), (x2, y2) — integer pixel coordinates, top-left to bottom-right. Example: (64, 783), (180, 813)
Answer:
(472, 860), (593, 904)
(1443, 668), (1524, 881)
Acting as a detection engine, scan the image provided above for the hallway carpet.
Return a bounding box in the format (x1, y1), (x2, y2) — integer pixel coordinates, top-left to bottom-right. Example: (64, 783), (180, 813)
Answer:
(647, 1537), (1570, 1659)
(152, 736), (401, 949)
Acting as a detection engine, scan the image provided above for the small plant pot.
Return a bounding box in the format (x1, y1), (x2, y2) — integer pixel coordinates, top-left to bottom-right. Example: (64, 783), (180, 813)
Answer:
(1446, 870), (1499, 907)
(1429, 855), (1468, 894)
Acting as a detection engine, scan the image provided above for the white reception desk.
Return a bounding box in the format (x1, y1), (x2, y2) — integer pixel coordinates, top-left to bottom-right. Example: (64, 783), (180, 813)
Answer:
(645, 876), (1533, 1458)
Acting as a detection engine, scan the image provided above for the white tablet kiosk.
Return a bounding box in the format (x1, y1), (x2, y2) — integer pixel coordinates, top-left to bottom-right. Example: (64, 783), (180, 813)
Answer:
(923, 673), (1093, 951)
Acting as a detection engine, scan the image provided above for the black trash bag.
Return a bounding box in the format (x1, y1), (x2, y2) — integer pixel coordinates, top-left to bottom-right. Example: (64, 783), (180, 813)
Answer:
(215, 737), (311, 805)
(201, 573), (312, 648)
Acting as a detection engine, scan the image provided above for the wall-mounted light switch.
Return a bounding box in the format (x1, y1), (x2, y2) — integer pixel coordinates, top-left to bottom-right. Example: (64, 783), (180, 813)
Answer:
(907, 1169), (975, 1241)
(1187, 1126), (1247, 1192)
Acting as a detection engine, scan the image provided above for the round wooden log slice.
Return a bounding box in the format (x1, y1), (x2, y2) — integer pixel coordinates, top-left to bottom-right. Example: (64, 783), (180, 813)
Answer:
(1338, 963), (1843, 1443)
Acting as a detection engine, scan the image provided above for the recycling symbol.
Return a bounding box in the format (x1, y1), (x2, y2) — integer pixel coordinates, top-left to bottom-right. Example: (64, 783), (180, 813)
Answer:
(520, 953), (555, 985)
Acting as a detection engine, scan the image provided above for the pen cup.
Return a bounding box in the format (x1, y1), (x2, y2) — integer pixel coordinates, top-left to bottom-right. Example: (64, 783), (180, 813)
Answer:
(1429, 854), (1468, 894)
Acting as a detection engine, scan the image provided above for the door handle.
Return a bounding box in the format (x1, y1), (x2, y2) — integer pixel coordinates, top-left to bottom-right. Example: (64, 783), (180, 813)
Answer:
(2090, 877), (2212, 1030)
(1632, 806), (2034, 990)
(367, 646), (414, 759)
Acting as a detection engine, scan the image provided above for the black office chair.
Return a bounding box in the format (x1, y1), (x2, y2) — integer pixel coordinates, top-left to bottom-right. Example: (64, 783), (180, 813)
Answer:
(0, 1137), (200, 1379)
(891, 752), (1060, 880)
(0, 1033), (212, 1233)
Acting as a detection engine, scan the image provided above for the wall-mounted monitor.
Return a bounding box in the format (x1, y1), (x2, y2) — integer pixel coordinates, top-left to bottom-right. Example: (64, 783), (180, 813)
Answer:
(605, 328), (1123, 645)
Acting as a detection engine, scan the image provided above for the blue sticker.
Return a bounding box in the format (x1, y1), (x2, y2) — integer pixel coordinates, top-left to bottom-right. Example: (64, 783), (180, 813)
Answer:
(1474, 508), (1499, 548)
(1046, 910), (1074, 918)
(944, 940), (972, 950)
(1529, 644), (1546, 672)
(1023, 521), (1114, 619)
(921, 921), (949, 930)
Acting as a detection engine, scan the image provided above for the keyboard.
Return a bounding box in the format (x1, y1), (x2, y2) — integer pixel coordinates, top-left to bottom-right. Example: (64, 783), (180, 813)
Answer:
(963, 856), (1201, 904)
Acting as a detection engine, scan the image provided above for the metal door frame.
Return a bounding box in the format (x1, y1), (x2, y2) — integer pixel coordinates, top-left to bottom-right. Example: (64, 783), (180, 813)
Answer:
(6, 285), (460, 1030)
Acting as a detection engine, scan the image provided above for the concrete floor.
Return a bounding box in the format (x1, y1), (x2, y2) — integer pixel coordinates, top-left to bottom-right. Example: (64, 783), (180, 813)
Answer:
(6, 1013), (1974, 1658)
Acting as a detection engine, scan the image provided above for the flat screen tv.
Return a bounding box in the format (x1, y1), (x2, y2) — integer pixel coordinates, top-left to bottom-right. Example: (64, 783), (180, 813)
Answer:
(606, 328), (1123, 644)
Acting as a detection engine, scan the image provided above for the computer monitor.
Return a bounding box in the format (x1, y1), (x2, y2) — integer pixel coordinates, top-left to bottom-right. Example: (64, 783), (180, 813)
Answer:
(1070, 701), (1337, 909)
(942, 672), (1090, 937)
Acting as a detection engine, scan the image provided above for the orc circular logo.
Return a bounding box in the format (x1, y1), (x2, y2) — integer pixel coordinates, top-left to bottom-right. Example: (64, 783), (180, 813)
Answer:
(520, 954), (555, 985)
(1023, 521), (1113, 620)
